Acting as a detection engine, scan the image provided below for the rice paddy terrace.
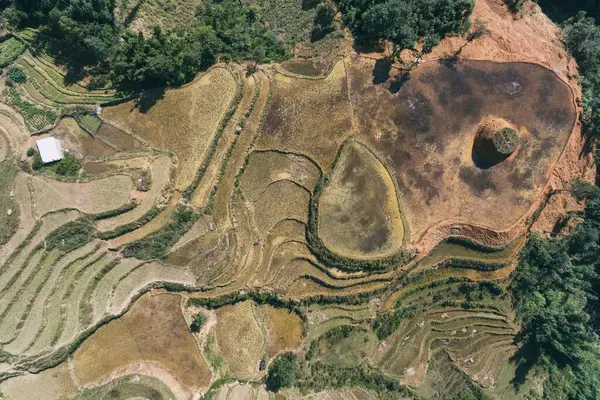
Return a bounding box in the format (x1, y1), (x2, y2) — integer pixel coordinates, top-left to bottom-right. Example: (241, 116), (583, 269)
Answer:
(0, 35), (579, 400)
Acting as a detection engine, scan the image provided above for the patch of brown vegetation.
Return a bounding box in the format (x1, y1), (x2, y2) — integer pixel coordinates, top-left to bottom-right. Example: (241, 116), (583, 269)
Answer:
(214, 300), (266, 380)
(256, 61), (353, 170)
(319, 139), (405, 258)
(72, 292), (211, 391)
(261, 305), (303, 356)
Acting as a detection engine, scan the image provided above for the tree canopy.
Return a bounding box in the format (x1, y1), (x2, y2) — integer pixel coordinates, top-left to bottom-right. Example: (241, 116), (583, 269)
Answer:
(511, 208), (600, 398)
(336, 0), (474, 53)
(0, 0), (289, 91)
(265, 352), (299, 392)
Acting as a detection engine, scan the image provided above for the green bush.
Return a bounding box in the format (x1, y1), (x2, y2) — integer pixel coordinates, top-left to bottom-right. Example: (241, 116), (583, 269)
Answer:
(45, 219), (96, 253)
(26, 147), (35, 157)
(190, 312), (207, 333)
(373, 306), (419, 340)
(7, 67), (26, 84)
(266, 352), (299, 392)
(0, 38), (26, 67)
(122, 205), (200, 260)
(504, 0), (525, 13)
(54, 153), (81, 176)
(570, 179), (600, 201)
(492, 127), (519, 155)
(98, 207), (160, 240)
(32, 153), (42, 170)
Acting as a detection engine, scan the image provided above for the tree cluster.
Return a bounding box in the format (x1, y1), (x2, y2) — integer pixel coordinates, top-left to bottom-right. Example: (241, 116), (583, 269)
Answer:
(336, 0), (474, 53)
(1, 0), (289, 91)
(265, 352), (299, 392)
(561, 12), (600, 143)
(511, 199), (600, 398)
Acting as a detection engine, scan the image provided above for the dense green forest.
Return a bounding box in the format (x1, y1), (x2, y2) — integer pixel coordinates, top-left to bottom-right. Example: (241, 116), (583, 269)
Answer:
(509, 2), (600, 399)
(0, 0), (289, 89)
(336, 0), (474, 52)
(0, 0), (475, 91)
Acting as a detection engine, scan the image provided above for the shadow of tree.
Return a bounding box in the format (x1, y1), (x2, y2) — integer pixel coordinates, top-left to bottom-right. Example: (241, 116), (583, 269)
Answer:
(372, 58), (392, 85)
(124, 0), (145, 27)
(388, 72), (410, 94)
(134, 88), (167, 113)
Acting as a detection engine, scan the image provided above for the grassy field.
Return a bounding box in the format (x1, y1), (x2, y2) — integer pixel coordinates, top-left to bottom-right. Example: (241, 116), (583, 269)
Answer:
(70, 375), (176, 400)
(319, 140), (405, 259)
(30, 174), (133, 216)
(262, 305), (303, 356)
(117, 0), (201, 33)
(0, 362), (77, 400)
(103, 67), (237, 190)
(76, 114), (102, 134)
(0, 161), (19, 245)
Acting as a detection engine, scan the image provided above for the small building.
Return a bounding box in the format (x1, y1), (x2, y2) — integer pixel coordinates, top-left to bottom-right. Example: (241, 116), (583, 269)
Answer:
(36, 137), (64, 164)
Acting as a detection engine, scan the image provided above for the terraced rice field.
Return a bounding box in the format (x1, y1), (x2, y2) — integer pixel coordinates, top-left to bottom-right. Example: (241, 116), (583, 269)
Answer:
(0, 29), (582, 399)
(103, 67), (238, 190)
(15, 53), (119, 106)
(255, 61), (353, 170)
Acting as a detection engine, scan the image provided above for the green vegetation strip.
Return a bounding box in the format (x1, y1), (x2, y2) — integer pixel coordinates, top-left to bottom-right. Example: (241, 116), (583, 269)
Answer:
(0, 161), (20, 245)
(122, 205), (200, 260)
(204, 76), (262, 214)
(97, 207), (160, 240)
(45, 219), (96, 254)
(92, 202), (137, 221)
(0, 37), (26, 67)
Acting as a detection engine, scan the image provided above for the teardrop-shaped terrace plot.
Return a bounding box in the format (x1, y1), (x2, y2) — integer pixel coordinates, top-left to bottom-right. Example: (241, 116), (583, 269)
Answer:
(318, 139), (406, 259)
(347, 59), (577, 238)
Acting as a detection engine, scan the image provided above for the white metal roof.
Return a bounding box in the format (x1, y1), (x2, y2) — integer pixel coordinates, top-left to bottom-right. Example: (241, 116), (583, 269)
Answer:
(36, 137), (64, 164)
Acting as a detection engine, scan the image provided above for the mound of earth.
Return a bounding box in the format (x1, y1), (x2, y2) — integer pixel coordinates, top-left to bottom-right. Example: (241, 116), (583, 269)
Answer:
(473, 116), (520, 168)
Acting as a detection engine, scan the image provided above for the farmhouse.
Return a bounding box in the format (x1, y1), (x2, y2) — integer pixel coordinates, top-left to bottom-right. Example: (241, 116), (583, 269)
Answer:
(36, 137), (64, 164)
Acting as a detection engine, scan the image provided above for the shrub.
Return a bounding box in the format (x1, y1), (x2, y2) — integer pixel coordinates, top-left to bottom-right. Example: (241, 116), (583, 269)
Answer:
(8, 67), (26, 84)
(492, 127), (519, 155)
(312, 4), (336, 40)
(504, 0), (525, 13)
(570, 179), (600, 201)
(122, 205), (200, 260)
(373, 306), (418, 340)
(266, 352), (299, 392)
(32, 153), (42, 170)
(46, 219), (96, 253)
(26, 147), (35, 157)
(54, 153), (81, 176)
(190, 312), (207, 333)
